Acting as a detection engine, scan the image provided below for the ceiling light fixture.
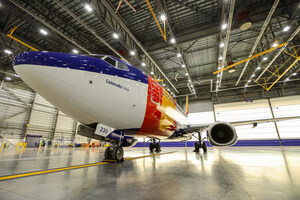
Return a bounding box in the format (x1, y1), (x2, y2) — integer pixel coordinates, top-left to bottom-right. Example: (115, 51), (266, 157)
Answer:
(4, 49), (12, 54)
(292, 73), (297, 76)
(170, 38), (176, 44)
(272, 42), (278, 47)
(283, 26), (290, 32)
(181, 64), (186, 68)
(220, 42), (224, 48)
(177, 53), (182, 57)
(72, 49), (79, 54)
(251, 74), (255, 77)
(112, 33), (119, 39)
(185, 72), (188, 76)
(85, 4), (92, 12)
(6, 77), (11, 81)
(130, 50), (135, 56)
(150, 71), (154, 75)
(285, 78), (290, 81)
(160, 14), (166, 22)
(263, 57), (268, 61)
(40, 29), (48, 35)
(221, 23), (227, 30)
(141, 62), (146, 67)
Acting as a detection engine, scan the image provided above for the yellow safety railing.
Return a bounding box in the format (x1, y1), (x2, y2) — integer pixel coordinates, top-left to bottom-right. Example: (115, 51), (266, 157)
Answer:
(7, 26), (39, 51)
(145, 0), (167, 42)
(213, 42), (287, 74)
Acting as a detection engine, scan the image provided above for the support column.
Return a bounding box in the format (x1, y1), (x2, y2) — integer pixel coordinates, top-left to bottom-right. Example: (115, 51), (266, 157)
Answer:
(268, 98), (282, 146)
(50, 109), (59, 141)
(212, 97), (217, 122)
(22, 93), (37, 140)
(71, 121), (78, 141)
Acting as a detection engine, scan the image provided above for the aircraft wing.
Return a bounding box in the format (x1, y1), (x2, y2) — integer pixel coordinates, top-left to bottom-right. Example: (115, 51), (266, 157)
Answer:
(184, 115), (300, 133)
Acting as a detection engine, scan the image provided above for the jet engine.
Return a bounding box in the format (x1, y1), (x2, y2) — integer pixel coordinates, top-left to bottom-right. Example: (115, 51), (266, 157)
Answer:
(207, 121), (237, 146)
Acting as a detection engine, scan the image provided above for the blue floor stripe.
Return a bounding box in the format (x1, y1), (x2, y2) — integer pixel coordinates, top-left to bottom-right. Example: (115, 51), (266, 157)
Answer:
(133, 139), (300, 147)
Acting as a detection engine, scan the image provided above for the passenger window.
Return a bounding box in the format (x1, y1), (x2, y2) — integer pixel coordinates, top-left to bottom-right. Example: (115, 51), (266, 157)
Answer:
(104, 57), (116, 67)
(117, 62), (129, 71)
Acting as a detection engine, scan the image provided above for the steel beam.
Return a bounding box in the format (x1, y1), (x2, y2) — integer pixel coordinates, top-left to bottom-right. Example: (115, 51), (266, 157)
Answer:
(219, 0), (235, 87)
(9, 0), (91, 54)
(98, 0), (178, 93)
(235, 0), (280, 86)
(53, 0), (126, 61)
(256, 26), (300, 81)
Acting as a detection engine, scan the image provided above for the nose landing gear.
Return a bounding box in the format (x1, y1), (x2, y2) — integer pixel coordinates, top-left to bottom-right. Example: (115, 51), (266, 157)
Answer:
(149, 138), (161, 152)
(104, 145), (124, 162)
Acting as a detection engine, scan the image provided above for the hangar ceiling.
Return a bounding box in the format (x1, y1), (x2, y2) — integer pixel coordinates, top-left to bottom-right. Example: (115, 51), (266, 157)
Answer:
(0, 0), (299, 105)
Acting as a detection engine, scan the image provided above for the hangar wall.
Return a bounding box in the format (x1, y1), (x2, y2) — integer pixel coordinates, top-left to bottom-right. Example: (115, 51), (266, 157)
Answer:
(0, 80), (299, 146)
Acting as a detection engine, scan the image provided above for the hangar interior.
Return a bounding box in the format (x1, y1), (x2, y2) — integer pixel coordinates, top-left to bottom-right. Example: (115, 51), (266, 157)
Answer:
(0, 0), (300, 199)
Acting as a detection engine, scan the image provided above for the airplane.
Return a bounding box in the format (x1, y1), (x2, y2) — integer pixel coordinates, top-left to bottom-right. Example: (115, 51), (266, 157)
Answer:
(13, 51), (298, 162)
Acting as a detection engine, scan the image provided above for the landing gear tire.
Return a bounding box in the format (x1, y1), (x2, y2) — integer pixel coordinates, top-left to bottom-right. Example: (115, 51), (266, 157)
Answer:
(194, 142), (200, 152)
(104, 147), (111, 159)
(155, 143), (161, 152)
(111, 146), (124, 162)
(149, 143), (155, 152)
(202, 142), (207, 153)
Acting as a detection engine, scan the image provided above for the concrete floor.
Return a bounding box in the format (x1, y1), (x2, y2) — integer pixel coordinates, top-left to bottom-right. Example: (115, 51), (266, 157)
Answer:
(0, 146), (299, 200)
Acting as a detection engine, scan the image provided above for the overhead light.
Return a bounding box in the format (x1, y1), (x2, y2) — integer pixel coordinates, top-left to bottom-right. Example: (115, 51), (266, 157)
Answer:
(217, 74), (220, 77)
(6, 77), (11, 81)
(173, 95), (176, 98)
(219, 56), (223, 60)
(272, 42), (278, 47)
(285, 78), (290, 81)
(4, 49), (12, 54)
(85, 4), (92, 12)
(263, 57), (268, 61)
(228, 67), (236, 73)
(160, 14), (166, 22)
(177, 53), (182, 57)
(292, 73), (297, 76)
(283, 26), (290, 32)
(218, 66), (221, 70)
(188, 79), (191, 83)
(181, 64), (186, 68)
(162, 84), (166, 87)
(40, 29), (48, 35)
(14, 74), (19, 77)
(248, 80), (251, 83)
(130, 50), (135, 56)
(167, 88), (170, 91)
(150, 71), (154, 75)
(72, 49), (79, 54)
(112, 33), (119, 39)
(216, 88), (219, 91)
(170, 38), (176, 44)
(191, 85), (194, 88)
(185, 72), (188, 76)
(245, 84), (248, 87)
(221, 23), (227, 30)
(251, 74), (255, 77)
(256, 66), (261, 70)
(141, 62), (146, 67)
(216, 80), (219, 84)
(220, 42), (224, 48)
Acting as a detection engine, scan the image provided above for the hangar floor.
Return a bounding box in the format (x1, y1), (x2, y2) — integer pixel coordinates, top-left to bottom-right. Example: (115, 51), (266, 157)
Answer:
(0, 146), (299, 200)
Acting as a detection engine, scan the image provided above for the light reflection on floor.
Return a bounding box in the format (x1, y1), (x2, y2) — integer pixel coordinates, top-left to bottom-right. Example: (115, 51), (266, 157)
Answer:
(0, 146), (299, 200)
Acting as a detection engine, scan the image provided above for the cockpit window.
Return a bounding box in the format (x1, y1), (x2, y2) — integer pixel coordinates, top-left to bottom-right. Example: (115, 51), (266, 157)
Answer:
(86, 55), (104, 59)
(117, 62), (129, 71)
(104, 57), (116, 67)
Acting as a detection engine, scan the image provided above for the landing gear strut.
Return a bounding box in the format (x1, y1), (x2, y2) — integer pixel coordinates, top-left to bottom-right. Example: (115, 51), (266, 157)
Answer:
(104, 145), (124, 162)
(149, 138), (161, 152)
(194, 132), (207, 153)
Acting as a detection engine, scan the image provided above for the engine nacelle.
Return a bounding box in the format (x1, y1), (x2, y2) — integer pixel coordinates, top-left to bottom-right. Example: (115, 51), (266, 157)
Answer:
(207, 121), (238, 146)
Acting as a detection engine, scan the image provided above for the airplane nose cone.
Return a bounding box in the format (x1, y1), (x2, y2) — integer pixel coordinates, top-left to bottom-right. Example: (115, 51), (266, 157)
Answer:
(13, 51), (80, 108)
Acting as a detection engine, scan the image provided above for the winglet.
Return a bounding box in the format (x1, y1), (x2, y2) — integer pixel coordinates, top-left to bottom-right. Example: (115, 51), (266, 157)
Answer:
(185, 96), (189, 116)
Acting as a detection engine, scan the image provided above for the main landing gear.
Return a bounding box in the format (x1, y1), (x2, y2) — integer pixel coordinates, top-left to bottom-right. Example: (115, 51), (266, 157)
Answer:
(149, 138), (161, 152)
(194, 132), (207, 153)
(104, 145), (124, 162)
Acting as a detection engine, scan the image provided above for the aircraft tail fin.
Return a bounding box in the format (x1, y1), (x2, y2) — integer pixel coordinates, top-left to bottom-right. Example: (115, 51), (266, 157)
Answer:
(185, 96), (189, 116)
